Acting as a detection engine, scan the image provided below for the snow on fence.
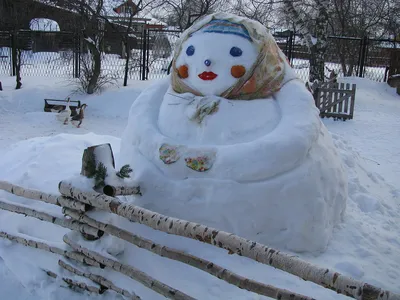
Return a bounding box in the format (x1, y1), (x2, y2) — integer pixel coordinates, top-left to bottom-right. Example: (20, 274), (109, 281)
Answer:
(314, 82), (357, 120)
(1, 30), (397, 83)
(0, 143), (399, 300)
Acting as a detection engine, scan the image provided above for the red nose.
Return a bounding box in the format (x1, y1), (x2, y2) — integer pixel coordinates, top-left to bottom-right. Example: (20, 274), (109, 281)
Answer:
(198, 71), (218, 81)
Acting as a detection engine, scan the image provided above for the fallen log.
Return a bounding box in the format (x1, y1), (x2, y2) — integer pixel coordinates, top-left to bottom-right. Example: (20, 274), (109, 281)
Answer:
(0, 231), (145, 297)
(64, 208), (314, 300)
(0, 231), (104, 269)
(58, 259), (141, 300)
(0, 181), (88, 212)
(59, 181), (400, 300)
(102, 185), (141, 197)
(0, 199), (103, 239)
(45, 269), (103, 294)
(64, 232), (195, 300)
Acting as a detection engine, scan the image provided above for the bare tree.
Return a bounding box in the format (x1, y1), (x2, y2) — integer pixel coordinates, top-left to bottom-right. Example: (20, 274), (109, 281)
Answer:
(160, 0), (226, 31)
(105, 0), (163, 86)
(326, 0), (393, 76)
(231, 0), (276, 28)
(1, 0), (39, 89)
(381, 0), (400, 42)
(281, 0), (330, 82)
(44, 0), (109, 94)
(55, 0), (162, 90)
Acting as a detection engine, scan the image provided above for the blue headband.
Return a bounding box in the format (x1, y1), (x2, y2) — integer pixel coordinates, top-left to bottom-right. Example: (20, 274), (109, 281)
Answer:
(191, 19), (252, 41)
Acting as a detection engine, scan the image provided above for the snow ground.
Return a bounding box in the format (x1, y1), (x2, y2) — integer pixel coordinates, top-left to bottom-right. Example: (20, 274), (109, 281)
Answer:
(0, 75), (399, 300)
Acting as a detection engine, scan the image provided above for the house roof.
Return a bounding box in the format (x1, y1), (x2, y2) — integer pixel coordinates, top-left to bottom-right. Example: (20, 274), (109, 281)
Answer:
(112, 0), (137, 13)
(104, 0), (167, 26)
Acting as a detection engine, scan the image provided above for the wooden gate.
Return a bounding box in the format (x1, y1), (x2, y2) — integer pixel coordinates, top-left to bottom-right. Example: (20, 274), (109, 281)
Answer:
(314, 82), (356, 120)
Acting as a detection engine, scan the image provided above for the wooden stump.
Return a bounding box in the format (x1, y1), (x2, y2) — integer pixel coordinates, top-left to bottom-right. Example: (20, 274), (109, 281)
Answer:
(80, 143), (116, 240)
(387, 75), (400, 95)
(81, 143), (115, 180)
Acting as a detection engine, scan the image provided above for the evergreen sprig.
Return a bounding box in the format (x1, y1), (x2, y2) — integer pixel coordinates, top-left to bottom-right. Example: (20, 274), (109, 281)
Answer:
(84, 150), (97, 178)
(94, 162), (107, 189)
(116, 164), (133, 179)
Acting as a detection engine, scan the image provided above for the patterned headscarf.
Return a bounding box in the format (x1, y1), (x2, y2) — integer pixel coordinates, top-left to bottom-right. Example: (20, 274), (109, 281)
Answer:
(171, 12), (293, 100)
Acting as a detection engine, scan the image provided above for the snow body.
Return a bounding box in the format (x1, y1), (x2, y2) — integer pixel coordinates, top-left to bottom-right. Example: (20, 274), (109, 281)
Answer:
(120, 13), (348, 253)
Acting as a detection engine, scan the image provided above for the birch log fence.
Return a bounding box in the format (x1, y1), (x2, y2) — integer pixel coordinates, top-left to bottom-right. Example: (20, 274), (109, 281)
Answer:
(0, 143), (399, 300)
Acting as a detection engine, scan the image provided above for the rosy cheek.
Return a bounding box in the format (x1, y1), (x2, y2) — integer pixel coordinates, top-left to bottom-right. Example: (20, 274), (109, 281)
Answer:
(231, 65), (246, 78)
(177, 65), (189, 79)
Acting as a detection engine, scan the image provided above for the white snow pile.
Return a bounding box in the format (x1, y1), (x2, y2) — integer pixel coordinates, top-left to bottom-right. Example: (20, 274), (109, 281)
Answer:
(119, 12), (347, 253)
(0, 74), (399, 299)
(120, 77), (348, 253)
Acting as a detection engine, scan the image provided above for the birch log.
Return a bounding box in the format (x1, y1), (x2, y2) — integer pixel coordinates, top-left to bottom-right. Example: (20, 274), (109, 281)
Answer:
(45, 269), (102, 294)
(0, 180), (88, 212)
(63, 234), (195, 300)
(102, 185), (141, 197)
(58, 259), (141, 300)
(64, 208), (314, 300)
(0, 199), (103, 239)
(0, 231), (103, 268)
(59, 181), (400, 300)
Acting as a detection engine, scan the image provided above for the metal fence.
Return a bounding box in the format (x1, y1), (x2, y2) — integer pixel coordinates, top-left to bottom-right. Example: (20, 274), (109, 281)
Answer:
(0, 29), (398, 83)
(273, 32), (400, 82)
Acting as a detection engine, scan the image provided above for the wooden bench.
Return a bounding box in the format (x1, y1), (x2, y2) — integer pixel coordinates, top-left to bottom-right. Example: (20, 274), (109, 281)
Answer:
(44, 98), (81, 117)
(313, 82), (356, 120)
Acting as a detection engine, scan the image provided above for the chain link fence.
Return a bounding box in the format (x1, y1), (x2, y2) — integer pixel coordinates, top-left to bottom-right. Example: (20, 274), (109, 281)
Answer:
(0, 29), (398, 83)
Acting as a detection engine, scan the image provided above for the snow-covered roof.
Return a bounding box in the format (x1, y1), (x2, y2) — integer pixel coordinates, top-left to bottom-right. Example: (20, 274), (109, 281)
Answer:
(29, 18), (60, 31)
(103, 0), (167, 26)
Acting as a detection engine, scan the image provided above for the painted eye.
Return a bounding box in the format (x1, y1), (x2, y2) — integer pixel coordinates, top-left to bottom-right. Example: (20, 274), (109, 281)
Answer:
(186, 45), (195, 56)
(230, 47), (243, 57)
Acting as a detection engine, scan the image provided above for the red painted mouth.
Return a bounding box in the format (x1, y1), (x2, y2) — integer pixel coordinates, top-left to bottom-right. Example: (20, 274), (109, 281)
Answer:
(198, 71), (218, 81)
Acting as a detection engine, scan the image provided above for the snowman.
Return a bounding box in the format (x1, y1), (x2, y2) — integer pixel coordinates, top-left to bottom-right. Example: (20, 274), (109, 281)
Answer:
(120, 12), (348, 253)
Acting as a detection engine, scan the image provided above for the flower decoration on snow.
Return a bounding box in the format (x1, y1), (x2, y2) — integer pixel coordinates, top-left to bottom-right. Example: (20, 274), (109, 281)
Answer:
(184, 152), (216, 172)
(159, 143), (182, 164)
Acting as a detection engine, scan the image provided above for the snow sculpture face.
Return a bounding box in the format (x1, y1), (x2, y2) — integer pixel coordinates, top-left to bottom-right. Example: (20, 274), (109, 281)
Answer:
(175, 27), (258, 96)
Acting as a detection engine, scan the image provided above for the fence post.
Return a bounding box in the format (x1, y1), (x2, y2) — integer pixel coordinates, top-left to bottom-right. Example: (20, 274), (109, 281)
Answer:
(10, 32), (16, 76)
(287, 31), (293, 63)
(146, 30), (150, 80)
(141, 28), (147, 81)
(74, 33), (80, 78)
(358, 36), (368, 77)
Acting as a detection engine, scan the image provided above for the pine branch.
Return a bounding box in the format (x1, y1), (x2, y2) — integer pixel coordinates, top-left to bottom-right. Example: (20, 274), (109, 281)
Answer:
(93, 162), (107, 189)
(82, 149), (97, 178)
(116, 164), (133, 179)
